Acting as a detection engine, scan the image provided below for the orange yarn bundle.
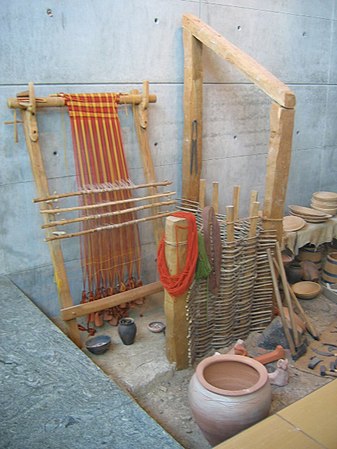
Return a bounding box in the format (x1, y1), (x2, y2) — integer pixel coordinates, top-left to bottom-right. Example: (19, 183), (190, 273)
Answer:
(157, 211), (198, 296)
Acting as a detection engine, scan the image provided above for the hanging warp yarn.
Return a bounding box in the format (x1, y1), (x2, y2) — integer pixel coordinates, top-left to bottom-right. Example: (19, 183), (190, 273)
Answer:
(63, 93), (142, 331)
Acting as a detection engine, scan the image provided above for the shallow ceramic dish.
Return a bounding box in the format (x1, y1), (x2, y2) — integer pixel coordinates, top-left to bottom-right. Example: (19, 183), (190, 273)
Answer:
(288, 205), (329, 218)
(291, 281), (321, 300)
(85, 335), (111, 354)
(283, 215), (306, 232)
(147, 321), (166, 333)
(312, 191), (337, 202)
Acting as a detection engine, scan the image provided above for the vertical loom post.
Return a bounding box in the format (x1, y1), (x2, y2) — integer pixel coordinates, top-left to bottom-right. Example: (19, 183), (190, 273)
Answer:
(232, 185), (240, 222)
(226, 206), (235, 243)
(263, 103), (295, 242)
(164, 216), (189, 370)
(132, 85), (163, 245)
(20, 92), (81, 348)
(182, 26), (203, 202)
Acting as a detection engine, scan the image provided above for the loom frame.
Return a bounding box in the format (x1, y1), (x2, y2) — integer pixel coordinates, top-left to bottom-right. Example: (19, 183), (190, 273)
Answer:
(8, 81), (164, 347)
(181, 14), (296, 242)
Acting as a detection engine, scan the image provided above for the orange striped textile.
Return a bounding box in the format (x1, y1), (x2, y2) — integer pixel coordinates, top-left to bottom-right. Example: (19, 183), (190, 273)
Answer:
(63, 93), (142, 327)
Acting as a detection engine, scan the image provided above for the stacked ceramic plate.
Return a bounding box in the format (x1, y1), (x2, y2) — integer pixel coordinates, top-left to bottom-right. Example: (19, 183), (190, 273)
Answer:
(288, 205), (332, 223)
(311, 191), (337, 216)
(283, 215), (306, 232)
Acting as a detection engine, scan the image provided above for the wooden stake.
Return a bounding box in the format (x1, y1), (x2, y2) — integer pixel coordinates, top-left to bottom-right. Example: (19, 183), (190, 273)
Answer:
(164, 216), (189, 370)
(212, 181), (219, 214)
(249, 201), (260, 238)
(233, 185), (240, 221)
(226, 205), (235, 243)
(249, 190), (258, 215)
(199, 179), (206, 209)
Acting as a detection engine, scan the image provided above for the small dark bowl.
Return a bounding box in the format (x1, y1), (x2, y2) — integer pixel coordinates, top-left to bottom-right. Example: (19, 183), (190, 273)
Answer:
(85, 335), (111, 355)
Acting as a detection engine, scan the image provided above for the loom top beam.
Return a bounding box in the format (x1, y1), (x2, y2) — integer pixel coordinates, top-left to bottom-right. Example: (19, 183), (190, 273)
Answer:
(7, 92), (157, 109)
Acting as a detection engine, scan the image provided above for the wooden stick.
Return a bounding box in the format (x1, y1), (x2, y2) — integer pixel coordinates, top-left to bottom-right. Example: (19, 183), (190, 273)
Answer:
(267, 249), (296, 355)
(40, 191), (176, 215)
(274, 242), (300, 347)
(33, 180), (172, 203)
(8, 92), (157, 109)
(249, 190), (258, 215)
(226, 205), (235, 243)
(212, 181), (219, 214)
(249, 201), (260, 238)
(273, 258), (320, 339)
(61, 281), (163, 321)
(233, 185), (240, 221)
(45, 211), (173, 242)
(42, 200), (176, 229)
(199, 179), (206, 209)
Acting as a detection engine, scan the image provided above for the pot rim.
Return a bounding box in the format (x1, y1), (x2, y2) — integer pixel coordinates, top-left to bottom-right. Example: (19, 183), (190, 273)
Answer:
(196, 354), (268, 396)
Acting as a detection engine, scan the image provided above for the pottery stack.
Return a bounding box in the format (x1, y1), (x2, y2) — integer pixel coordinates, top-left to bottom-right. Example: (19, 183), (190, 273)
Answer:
(288, 205), (332, 223)
(311, 191), (337, 216)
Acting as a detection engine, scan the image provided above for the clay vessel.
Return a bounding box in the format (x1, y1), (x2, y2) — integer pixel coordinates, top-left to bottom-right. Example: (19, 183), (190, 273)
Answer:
(285, 262), (303, 284)
(188, 354), (271, 446)
(118, 317), (137, 345)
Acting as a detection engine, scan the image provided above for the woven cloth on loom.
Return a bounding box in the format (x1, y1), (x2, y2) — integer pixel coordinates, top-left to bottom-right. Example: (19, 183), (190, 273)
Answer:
(63, 93), (142, 310)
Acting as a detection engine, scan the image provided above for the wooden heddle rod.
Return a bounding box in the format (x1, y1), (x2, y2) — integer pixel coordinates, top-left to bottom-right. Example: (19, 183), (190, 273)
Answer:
(7, 81), (165, 347)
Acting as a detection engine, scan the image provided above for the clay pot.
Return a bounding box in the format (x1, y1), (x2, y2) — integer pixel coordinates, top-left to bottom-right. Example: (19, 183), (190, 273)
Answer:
(285, 262), (304, 284)
(188, 354), (271, 446)
(118, 317), (137, 345)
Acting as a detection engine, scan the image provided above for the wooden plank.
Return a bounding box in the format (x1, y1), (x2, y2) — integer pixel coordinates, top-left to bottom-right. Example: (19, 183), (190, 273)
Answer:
(61, 281), (163, 320)
(182, 14), (296, 109)
(182, 28), (203, 202)
(263, 103), (295, 242)
(214, 414), (324, 449)
(21, 109), (82, 348)
(164, 216), (189, 370)
(132, 87), (164, 245)
(278, 380), (337, 449)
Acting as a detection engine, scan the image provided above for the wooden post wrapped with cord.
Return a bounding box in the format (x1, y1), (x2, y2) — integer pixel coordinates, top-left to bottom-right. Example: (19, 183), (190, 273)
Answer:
(159, 213), (198, 370)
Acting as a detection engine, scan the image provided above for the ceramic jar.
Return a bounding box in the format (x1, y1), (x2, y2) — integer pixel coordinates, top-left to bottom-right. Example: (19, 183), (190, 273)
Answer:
(188, 354), (272, 446)
(118, 317), (137, 345)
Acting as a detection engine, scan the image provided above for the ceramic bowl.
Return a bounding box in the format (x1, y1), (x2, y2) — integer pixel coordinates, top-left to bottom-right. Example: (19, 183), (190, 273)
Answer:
(291, 281), (321, 300)
(85, 335), (111, 354)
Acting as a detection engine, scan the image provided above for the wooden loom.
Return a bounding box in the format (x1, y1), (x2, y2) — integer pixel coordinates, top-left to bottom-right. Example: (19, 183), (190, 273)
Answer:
(7, 81), (168, 347)
(181, 14), (296, 242)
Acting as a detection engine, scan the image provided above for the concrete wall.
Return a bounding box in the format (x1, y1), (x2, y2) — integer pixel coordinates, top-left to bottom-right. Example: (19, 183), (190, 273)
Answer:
(1, 0), (336, 317)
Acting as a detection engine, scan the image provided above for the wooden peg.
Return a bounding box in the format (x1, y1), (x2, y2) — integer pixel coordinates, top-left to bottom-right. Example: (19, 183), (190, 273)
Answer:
(199, 178), (206, 208)
(233, 185), (240, 221)
(226, 205), (235, 243)
(212, 181), (219, 214)
(249, 190), (258, 216)
(249, 201), (260, 238)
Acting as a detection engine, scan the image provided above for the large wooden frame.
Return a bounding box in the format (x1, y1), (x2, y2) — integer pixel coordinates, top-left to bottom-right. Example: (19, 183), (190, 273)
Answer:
(182, 14), (296, 242)
(8, 82), (164, 347)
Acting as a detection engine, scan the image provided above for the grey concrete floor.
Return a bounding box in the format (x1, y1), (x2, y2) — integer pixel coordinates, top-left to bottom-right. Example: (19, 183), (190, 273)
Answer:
(81, 291), (337, 449)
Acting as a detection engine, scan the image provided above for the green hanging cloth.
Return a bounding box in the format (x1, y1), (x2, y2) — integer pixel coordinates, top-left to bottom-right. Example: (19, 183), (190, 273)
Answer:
(195, 232), (212, 280)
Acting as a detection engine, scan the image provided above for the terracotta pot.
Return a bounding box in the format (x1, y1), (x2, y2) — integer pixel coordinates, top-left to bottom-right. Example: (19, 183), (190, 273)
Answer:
(118, 317), (137, 345)
(285, 262), (304, 284)
(188, 354), (271, 446)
